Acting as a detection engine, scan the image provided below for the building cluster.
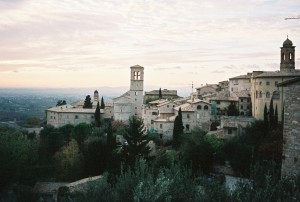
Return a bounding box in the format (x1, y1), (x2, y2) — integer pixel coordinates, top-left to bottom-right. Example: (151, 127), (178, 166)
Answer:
(46, 38), (300, 177)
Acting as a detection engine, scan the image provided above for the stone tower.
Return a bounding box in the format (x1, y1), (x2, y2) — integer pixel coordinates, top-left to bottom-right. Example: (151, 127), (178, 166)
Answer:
(94, 90), (99, 103)
(280, 37), (295, 72)
(130, 65), (144, 117)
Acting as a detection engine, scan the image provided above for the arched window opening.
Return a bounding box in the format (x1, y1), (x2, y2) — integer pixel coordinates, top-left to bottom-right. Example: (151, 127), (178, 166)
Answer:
(197, 105), (201, 110)
(259, 91), (262, 98)
(289, 52), (292, 60)
(266, 91), (270, 98)
(204, 105), (209, 110)
(272, 91), (280, 100)
(281, 52), (285, 61)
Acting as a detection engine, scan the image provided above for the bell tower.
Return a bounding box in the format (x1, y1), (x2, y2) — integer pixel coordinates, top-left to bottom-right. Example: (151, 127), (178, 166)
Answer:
(280, 37), (295, 72)
(130, 65), (144, 117)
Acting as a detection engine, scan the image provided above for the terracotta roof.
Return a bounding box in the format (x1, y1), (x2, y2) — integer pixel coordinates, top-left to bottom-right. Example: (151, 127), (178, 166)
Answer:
(210, 91), (238, 101)
(174, 103), (194, 112)
(253, 70), (300, 78)
(229, 74), (251, 80)
(277, 77), (300, 86)
(233, 90), (251, 98)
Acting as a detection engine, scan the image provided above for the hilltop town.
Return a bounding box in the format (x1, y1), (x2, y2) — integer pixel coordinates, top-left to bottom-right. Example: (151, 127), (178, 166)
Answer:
(1, 38), (300, 201)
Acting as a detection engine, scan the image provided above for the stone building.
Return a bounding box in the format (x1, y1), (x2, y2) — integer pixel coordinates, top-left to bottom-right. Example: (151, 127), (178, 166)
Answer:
(46, 65), (144, 127)
(144, 89), (178, 103)
(279, 77), (300, 178)
(251, 38), (300, 121)
(233, 90), (251, 116)
(229, 73), (251, 93)
(209, 91), (239, 114)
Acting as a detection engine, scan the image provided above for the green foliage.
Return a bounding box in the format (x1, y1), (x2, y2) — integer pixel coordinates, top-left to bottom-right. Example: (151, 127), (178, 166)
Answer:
(58, 124), (74, 144)
(72, 123), (92, 149)
(54, 139), (84, 181)
(180, 128), (219, 173)
(39, 125), (64, 159)
(95, 101), (101, 127)
(25, 117), (40, 127)
(122, 116), (150, 166)
(274, 104), (278, 127)
(101, 96), (105, 109)
(84, 136), (108, 176)
(227, 102), (239, 116)
(83, 95), (93, 109)
(0, 124), (38, 189)
(56, 100), (66, 106)
(173, 107), (183, 149)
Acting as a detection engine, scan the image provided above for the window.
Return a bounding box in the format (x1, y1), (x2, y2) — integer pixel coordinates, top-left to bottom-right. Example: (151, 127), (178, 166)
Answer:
(135, 92), (138, 95)
(282, 52), (285, 61)
(186, 124), (190, 131)
(152, 112), (158, 115)
(151, 120), (154, 124)
(273, 91), (280, 100)
(160, 124), (162, 129)
(241, 99), (243, 102)
(259, 91), (262, 98)
(204, 105), (209, 110)
(217, 101), (220, 104)
(247, 98), (250, 103)
(187, 114), (190, 119)
(167, 105), (169, 108)
(228, 129), (232, 134)
(75, 115), (79, 119)
(247, 105), (250, 109)
(289, 52), (293, 60)
(266, 91), (270, 98)
(241, 105), (243, 109)
(91, 116), (94, 119)
(275, 81), (278, 86)
(266, 81), (270, 85)
(231, 88), (233, 92)
(197, 105), (201, 110)
(259, 81), (262, 86)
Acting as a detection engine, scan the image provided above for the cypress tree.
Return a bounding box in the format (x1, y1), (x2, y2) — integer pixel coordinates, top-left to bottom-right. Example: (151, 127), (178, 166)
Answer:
(95, 101), (101, 127)
(275, 104), (278, 127)
(269, 98), (274, 127)
(100, 96), (105, 109)
(159, 88), (162, 99)
(264, 104), (269, 128)
(173, 107), (183, 149)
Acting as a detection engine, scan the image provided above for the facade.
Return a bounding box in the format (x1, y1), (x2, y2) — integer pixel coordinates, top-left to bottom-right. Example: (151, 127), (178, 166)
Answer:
(144, 89), (178, 103)
(233, 90), (251, 116)
(279, 78), (300, 178)
(209, 91), (239, 114)
(229, 73), (251, 93)
(251, 38), (300, 121)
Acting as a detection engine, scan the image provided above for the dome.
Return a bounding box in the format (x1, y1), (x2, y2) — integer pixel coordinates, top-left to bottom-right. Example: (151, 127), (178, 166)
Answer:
(283, 38), (293, 46)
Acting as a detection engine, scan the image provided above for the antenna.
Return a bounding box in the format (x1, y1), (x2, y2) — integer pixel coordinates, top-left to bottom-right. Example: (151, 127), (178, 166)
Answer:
(285, 15), (300, 20)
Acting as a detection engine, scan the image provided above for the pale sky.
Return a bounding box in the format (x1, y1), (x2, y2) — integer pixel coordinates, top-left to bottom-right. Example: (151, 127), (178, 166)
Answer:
(0, 0), (299, 89)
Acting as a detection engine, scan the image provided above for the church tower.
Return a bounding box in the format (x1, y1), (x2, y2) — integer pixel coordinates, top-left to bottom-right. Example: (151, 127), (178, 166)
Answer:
(130, 65), (144, 117)
(280, 37), (295, 72)
(93, 90), (99, 103)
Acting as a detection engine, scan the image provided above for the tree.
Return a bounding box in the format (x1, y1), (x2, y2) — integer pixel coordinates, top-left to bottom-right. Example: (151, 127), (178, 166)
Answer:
(73, 123), (92, 150)
(56, 100), (66, 106)
(173, 107), (183, 149)
(54, 139), (84, 181)
(159, 88), (162, 99)
(264, 104), (269, 128)
(269, 98), (274, 127)
(100, 96), (105, 109)
(274, 104), (278, 127)
(122, 116), (150, 165)
(0, 124), (38, 189)
(95, 101), (101, 127)
(83, 95), (93, 109)
(227, 102), (239, 116)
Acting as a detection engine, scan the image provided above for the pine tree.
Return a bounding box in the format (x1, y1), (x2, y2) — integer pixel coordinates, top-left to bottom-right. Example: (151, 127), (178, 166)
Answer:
(123, 116), (150, 165)
(173, 107), (184, 149)
(83, 95), (93, 109)
(95, 101), (101, 127)
(107, 120), (114, 150)
(264, 104), (269, 128)
(269, 98), (274, 127)
(100, 96), (105, 109)
(159, 88), (162, 99)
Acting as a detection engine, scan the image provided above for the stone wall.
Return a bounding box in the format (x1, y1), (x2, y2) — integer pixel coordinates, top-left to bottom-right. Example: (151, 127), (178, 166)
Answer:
(281, 79), (300, 178)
